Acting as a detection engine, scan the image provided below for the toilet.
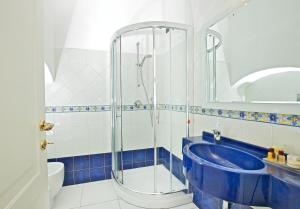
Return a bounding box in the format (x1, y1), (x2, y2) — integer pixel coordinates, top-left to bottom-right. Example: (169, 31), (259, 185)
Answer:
(48, 162), (64, 208)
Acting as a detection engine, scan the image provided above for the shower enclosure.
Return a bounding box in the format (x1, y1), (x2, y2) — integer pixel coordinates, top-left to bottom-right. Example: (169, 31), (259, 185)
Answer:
(111, 22), (192, 208)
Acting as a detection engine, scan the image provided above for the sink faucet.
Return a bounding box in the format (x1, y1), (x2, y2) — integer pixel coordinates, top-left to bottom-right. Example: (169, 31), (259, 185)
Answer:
(213, 129), (221, 143)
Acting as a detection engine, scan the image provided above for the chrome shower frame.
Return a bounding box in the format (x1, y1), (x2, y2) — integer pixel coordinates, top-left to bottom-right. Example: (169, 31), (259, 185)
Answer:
(110, 21), (193, 208)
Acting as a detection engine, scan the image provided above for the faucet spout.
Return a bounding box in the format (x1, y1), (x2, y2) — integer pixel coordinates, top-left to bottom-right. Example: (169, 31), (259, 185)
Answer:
(213, 129), (221, 144)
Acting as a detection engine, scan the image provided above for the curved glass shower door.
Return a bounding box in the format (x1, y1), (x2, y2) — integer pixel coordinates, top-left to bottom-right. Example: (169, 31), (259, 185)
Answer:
(111, 22), (190, 197)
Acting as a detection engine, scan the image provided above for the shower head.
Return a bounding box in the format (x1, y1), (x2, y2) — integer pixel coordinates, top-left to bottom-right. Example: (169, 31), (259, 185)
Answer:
(139, 54), (152, 67)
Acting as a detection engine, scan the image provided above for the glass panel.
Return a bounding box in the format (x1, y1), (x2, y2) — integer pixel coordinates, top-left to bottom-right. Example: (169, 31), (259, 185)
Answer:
(112, 37), (123, 183)
(120, 28), (155, 193)
(169, 29), (187, 191)
(155, 27), (172, 193)
(155, 27), (187, 192)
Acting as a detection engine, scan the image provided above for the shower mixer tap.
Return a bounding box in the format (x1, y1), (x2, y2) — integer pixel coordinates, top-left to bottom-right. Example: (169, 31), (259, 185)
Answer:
(134, 100), (142, 108)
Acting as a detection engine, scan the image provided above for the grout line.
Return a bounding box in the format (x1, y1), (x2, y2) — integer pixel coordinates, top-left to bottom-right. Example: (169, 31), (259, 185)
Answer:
(79, 183), (84, 207)
(80, 198), (120, 208)
(72, 157), (75, 185)
(117, 198), (122, 209)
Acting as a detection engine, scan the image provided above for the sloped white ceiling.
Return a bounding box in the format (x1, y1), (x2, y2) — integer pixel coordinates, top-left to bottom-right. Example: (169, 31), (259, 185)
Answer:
(44, 0), (241, 79)
(64, 0), (196, 51)
(44, 0), (77, 80)
(190, 0), (242, 28)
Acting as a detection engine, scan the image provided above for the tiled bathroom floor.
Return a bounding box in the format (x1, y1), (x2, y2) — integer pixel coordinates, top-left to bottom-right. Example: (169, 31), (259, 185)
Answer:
(122, 165), (185, 193)
(52, 180), (197, 209)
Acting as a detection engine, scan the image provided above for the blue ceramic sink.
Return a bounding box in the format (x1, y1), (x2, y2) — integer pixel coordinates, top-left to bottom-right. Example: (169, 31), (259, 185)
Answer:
(183, 142), (270, 206)
(189, 143), (265, 171)
(183, 134), (300, 209)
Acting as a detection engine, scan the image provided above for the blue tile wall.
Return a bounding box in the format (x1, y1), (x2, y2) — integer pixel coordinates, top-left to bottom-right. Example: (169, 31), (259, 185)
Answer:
(74, 155), (89, 170)
(48, 147), (186, 186)
(57, 157), (74, 172)
(190, 184), (253, 209)
(48, 152), (112, 186)
(133, 149), (146, 163)
(120, 148), (161, 169)
(90, 167), (105, 181)
(90, 154), (105, 168)
(74, 170), (90, 184)
(157, 147), (186, 184)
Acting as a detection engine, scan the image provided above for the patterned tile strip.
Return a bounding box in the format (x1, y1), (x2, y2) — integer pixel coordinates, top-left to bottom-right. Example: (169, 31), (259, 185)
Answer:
(45, 105), (110, 113)
(45, 105), (300, 127)
(194, 107), (300, 128)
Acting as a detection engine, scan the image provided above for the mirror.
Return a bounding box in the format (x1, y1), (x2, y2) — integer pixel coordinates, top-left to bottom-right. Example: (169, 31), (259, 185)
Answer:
(206, 0), (300, 103)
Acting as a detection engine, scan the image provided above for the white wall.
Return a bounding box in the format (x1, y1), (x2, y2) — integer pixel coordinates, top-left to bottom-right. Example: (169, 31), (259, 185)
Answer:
(45, 48), (110, 158)
(43, 0), (77, 80)
(45, 0), (300, 161)
(245, 72), (300, 102)
(46, 45), (188, 159)
(45, 49), (110, 106)
(193, 115), (300, 156)
(46, 0), (191, 158)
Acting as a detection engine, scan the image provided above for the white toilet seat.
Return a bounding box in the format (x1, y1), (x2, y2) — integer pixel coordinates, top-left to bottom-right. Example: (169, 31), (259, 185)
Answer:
(48, 162), (64, 208)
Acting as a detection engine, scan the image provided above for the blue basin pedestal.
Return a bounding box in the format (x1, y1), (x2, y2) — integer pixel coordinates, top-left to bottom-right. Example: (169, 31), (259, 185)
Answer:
(183, 134), (300, 209)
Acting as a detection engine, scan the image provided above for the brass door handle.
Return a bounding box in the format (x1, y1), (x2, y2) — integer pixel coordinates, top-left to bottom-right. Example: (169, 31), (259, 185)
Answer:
(40, 120), (54, 131)
(40, 139), (54, 150)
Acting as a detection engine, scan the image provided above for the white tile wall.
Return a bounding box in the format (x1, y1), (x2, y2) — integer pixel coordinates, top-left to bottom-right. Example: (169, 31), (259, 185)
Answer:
(193, 115), (300, 155)
(45, 48), (111, 158)
(46, 112), (110, 158)
(46, 35), (189, 158)
(46, 22), (300, 161)
(156, 111), (187, 159)
(45, 48), (110, 106)
(272, 125), (300, 155)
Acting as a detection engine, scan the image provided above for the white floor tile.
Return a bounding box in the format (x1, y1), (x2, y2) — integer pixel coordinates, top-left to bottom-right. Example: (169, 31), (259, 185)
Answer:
(122, 165), (185, 193)
(172, 203), (197, 209)
(52, 184), (83, 209)
(81, 180), (118, 206)
(118, 198), (196, 209)
(80, 200), (120, 209)
(118, 199), (142, 209)
(54, 179), (193, 209)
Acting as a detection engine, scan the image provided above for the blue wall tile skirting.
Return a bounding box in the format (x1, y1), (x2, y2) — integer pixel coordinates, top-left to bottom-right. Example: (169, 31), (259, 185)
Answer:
(158, 147), (186, 184)
(48, 153), (112, 186)
(48, 147), (185, 186)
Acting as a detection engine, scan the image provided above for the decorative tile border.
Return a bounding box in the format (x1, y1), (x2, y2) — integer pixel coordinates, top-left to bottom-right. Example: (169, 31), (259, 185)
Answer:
(45, 105), (110, 113)
(45, 104), (187, 113)
(46, 104), (300, 127)
(192, 107), (300, 128)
